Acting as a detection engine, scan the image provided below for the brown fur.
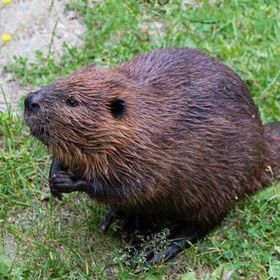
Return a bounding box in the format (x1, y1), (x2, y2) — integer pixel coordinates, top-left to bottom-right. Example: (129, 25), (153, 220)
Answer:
(24, 48), (280, 231)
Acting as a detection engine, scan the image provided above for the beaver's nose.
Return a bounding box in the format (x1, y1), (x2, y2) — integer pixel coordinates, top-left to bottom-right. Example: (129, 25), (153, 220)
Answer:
(24, 91), (42, 113)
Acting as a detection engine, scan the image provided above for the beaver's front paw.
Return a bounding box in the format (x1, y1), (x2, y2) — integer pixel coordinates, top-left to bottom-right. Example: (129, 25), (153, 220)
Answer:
(49, 171), (84, 199)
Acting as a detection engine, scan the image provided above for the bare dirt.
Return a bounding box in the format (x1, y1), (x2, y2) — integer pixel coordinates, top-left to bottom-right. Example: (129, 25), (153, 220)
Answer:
(0, 0), (86, 112)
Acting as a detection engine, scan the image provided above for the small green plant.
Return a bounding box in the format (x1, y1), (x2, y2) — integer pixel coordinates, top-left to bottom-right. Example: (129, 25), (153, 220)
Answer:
(114, 228), (171, 270)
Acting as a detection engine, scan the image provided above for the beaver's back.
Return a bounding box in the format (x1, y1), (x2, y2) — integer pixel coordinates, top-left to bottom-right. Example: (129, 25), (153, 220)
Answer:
(113, 48), (265, 226)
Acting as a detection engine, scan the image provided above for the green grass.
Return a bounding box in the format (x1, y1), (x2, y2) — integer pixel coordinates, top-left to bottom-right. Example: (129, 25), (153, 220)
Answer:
(1, 0), (280, 279)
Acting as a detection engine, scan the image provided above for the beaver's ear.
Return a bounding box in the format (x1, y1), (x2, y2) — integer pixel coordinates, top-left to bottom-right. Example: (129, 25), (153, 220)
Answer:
(108, 98), (127, 119)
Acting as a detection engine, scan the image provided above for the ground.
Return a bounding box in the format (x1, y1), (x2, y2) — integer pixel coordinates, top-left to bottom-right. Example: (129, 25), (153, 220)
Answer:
(0, 1), (280, 279)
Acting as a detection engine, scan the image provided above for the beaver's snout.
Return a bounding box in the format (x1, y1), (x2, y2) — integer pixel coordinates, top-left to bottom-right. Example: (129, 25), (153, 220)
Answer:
(24, 91), (43, 114)
(24, 90), (51, 145)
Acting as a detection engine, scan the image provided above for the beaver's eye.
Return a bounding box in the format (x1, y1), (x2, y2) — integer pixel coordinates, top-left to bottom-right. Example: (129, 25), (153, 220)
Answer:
(66, 97), (78, 107)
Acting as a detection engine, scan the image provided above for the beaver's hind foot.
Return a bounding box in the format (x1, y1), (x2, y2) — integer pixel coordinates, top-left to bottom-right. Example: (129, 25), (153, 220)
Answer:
(101, 209), (205, 264)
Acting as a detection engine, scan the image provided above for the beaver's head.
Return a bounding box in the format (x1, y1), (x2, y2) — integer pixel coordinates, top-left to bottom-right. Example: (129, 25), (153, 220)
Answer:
(24, 66), (138, 177)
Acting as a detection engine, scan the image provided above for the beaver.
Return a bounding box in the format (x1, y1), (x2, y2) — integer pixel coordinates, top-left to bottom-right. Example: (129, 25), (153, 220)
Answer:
(24, 48), (280, 264)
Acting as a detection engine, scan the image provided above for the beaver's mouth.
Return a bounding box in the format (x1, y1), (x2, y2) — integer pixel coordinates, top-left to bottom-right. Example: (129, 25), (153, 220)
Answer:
(30, 126), (50, 146)
(24, 111), (51, 146)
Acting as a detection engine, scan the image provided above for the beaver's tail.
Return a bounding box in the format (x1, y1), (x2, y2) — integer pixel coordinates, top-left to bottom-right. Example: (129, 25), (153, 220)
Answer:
(262, 122), (280, 184)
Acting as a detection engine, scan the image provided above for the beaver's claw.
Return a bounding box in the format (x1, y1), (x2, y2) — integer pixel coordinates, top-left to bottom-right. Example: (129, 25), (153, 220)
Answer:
(49, 158), (67, 200)
(49, 171), (88, 198)
(144, 238), (187, 264)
